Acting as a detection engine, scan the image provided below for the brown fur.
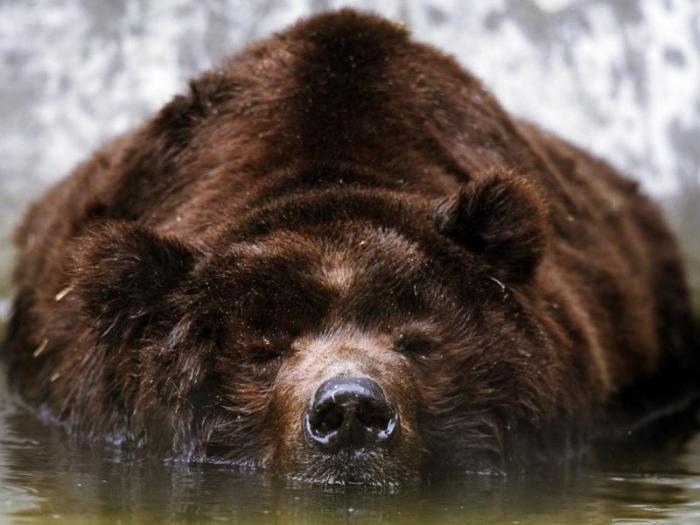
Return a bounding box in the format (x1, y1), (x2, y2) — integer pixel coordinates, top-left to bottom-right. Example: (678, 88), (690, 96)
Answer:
(2, 10), (699, 485)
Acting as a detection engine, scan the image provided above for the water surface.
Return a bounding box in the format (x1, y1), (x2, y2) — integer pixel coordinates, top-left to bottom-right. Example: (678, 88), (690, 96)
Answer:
(1, 367), (700, 525)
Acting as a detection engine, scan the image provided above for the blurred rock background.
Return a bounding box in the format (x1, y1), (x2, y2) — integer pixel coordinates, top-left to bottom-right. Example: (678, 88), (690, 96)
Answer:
(1, 0), (699, 312)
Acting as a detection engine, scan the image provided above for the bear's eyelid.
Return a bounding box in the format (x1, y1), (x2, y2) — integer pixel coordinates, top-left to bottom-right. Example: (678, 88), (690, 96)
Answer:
(250, 346), (284, 364)
(249, 337), (287, 364)
(394, 331), (434, 354)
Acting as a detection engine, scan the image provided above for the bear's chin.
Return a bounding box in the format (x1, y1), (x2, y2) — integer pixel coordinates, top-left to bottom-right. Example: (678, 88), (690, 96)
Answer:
(284, 448), (418, 487)
(203, 442), (417, 486)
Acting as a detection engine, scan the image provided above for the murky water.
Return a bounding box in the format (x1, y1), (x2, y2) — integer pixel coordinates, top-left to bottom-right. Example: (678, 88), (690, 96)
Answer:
(1, 367), (700, 525)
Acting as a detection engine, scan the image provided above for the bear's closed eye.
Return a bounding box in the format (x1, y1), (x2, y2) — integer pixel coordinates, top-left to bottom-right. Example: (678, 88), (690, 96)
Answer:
(394, 331), (436, 356)
(249, 341), (286, 365)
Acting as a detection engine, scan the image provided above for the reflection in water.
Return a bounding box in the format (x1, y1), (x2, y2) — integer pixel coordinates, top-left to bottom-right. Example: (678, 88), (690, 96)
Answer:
(1, 367), (700, 524)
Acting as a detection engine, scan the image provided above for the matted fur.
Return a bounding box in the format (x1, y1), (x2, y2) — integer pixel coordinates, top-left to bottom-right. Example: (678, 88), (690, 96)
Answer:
(2, 9), (699, 485)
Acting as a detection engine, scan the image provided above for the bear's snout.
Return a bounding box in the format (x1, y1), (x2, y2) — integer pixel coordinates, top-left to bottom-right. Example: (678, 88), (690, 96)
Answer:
(304, 376), (398, 453)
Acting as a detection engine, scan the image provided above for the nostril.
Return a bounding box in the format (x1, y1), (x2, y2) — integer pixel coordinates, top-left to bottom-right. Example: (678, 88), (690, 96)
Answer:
(312, 404), (344, 435)
(357, 400), (391, 432)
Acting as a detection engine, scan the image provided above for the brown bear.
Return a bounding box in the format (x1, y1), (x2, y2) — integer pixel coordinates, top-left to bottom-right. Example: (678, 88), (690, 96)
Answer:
(2, 9), (699, 485)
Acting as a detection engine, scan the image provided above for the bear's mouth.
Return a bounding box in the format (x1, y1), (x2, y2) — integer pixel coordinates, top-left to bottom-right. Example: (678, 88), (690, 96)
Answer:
(205, 444), (413, 486)
(288, 447), (414, 487)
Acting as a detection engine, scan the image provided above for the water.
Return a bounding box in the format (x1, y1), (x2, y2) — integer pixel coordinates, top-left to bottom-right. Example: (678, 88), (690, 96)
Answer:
(1, 368), (700, 525)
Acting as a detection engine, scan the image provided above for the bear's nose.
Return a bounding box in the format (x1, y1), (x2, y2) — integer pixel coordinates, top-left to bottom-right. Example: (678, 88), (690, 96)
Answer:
(304, 377), (398, 453)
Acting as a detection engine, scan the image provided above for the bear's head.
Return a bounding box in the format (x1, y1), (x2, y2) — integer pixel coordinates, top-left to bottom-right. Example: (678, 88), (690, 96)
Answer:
(58, 172), (571, 486)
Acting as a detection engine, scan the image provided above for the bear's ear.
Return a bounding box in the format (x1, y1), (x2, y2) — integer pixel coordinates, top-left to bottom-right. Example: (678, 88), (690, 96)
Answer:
(434, 173), (548, 284)
(70, 221), (199, 341)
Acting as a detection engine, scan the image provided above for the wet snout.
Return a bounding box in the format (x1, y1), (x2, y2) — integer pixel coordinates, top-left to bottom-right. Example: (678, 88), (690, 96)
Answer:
(304, 377), (398, 453)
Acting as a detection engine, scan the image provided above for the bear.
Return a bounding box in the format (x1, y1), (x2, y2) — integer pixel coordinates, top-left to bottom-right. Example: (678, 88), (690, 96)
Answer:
(2, 9), (699, 486)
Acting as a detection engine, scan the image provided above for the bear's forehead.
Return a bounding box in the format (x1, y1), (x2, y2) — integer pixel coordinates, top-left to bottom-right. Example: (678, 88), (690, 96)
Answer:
(205, 226), (451, 328)
(319, 255), (354, 292)
(316, 228), (427, 290)
(220, 226), (429, 283)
